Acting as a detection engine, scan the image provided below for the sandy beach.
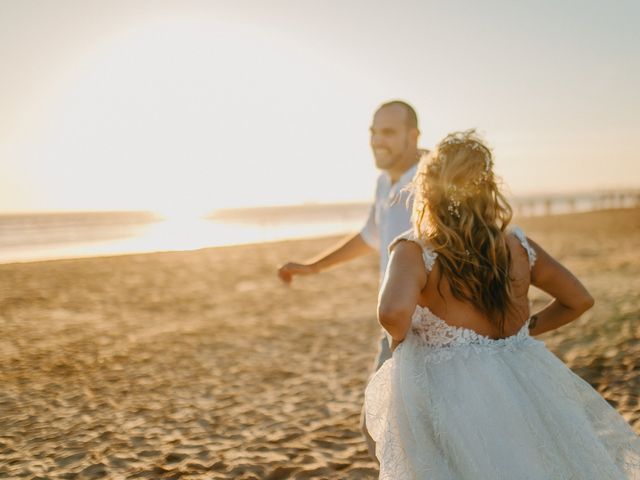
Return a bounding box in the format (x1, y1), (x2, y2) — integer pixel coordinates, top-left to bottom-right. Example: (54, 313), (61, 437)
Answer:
(1, 208), (639, 479)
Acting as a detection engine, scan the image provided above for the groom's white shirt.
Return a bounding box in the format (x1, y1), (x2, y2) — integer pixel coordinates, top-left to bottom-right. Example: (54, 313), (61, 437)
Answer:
(359, 163), (417, 280)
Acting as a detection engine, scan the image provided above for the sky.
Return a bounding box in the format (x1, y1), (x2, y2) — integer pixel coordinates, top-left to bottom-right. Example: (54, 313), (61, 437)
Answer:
(1, 0), (639, 215)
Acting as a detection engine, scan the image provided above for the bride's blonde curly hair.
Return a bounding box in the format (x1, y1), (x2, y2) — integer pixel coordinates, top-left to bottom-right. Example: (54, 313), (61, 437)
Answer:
(412, 129), (514, 333)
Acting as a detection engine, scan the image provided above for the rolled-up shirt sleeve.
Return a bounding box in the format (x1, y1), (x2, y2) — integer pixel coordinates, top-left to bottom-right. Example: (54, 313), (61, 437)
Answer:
(359, 202), (379, 250)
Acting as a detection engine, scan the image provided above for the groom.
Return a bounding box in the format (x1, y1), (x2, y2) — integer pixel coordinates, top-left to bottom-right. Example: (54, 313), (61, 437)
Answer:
(277, 100), (425, 460)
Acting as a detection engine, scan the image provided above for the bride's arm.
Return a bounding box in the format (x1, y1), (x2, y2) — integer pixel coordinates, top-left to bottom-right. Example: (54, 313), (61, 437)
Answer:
(528, 238), (594, 336)
(377, 241), (427, 346)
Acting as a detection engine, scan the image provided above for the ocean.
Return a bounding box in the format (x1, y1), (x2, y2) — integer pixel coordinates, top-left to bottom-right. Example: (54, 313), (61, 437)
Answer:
(0, 203), (370, 264)
(1, 192), (638, 264)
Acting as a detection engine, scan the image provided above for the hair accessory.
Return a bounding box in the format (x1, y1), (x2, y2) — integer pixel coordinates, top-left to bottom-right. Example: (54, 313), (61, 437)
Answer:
(439, 137), (492, 220)
(447, 199), (461, 218)
(447, 185), (462, 218)
(440, 136), (492, 174)
(473, 170), (490, 186)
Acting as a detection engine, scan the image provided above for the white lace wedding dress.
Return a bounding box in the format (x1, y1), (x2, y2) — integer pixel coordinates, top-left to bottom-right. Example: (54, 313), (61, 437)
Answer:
(365, 227), (640, 479)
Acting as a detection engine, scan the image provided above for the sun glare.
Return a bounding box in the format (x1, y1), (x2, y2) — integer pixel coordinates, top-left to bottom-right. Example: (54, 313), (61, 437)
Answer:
(3, 12), (384, 214)
(13, 18), (324, 214)
(155, 204), (210, 222)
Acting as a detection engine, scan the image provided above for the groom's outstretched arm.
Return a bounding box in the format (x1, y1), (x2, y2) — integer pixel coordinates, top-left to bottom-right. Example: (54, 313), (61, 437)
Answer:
(277, 233), (375, 284)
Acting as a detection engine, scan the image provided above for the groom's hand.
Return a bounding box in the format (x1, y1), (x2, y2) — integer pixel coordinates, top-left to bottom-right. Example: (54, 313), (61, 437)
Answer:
(277, 262), (317, 284)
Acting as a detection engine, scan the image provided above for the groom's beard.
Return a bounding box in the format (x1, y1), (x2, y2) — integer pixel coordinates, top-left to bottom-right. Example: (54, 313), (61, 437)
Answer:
(374, 141), (410, 170)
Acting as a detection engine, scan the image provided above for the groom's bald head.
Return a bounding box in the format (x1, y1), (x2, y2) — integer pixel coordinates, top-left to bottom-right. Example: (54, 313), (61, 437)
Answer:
(376, 100), (419, 131)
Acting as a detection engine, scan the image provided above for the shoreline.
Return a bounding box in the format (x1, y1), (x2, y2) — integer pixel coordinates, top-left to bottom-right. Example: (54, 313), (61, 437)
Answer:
(2, 206), (638, 267)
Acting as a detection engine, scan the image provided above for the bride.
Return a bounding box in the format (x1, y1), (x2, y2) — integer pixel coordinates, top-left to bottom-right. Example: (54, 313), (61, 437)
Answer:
(364, 130), (640, 479)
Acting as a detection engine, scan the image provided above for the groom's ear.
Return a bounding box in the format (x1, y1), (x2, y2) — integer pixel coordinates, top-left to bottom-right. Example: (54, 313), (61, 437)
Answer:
(409, 127), (420, 143)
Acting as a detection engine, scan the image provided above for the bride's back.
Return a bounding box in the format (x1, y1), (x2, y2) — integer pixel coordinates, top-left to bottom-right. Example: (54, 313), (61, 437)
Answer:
(406, 130), (527, 339)
(418, 231), (532, 339)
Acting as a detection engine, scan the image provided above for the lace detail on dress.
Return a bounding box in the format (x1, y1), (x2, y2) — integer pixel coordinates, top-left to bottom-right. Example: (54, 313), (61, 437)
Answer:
(511, 226), (537, 268)
(406, 305), (543, 364)
(421, 247), (437, 273)
(389, 229), (438, 273)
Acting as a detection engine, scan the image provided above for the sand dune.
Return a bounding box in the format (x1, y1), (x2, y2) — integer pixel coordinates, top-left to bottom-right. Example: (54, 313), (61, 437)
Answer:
(1, 208), (639, 479)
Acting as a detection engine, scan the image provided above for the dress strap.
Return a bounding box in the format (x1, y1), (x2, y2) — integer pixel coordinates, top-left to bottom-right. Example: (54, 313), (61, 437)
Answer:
(510, 226), (537, 269)
(388, 229), (438, 273)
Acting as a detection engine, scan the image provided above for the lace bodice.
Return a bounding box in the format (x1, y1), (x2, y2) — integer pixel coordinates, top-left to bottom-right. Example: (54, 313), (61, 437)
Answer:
(410, 305), (532, 348)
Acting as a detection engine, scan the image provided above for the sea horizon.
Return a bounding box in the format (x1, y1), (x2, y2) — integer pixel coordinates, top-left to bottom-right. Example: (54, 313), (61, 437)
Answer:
(1, 190), (638, 265)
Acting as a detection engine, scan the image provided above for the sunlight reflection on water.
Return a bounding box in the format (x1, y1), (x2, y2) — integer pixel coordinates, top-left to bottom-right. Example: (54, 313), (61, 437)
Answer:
(0, 215), (364, 264)
(1, 192), (637, 264)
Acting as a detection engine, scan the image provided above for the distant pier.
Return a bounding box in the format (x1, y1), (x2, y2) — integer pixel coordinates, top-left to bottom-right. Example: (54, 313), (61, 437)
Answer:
(512, 190), (640, 218)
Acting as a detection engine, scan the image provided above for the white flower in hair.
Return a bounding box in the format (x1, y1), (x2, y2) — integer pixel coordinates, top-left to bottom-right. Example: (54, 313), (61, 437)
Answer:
(447, 185), (462, 218)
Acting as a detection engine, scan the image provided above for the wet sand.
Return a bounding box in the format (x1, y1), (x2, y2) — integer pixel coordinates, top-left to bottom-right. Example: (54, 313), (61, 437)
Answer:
(1, 208), (639, 479)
